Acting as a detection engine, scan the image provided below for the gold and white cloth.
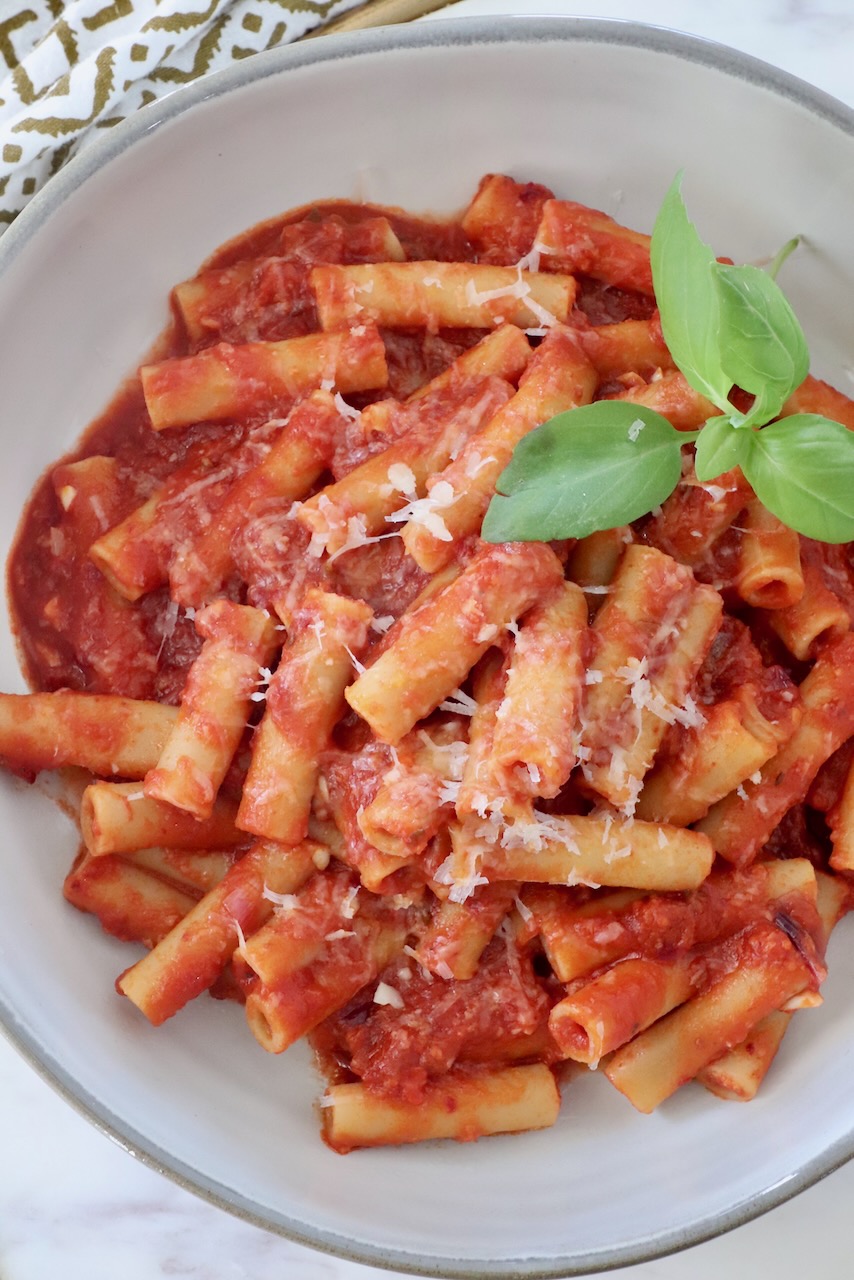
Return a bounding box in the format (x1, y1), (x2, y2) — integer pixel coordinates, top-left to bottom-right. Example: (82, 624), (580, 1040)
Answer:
(0, 0), (365, 231)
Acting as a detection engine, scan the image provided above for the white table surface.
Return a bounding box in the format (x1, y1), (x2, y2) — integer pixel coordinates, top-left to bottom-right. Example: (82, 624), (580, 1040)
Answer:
(4, 1), (854, 1277)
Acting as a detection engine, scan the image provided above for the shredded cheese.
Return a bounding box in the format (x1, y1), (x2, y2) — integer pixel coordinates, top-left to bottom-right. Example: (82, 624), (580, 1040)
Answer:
(439, 687), (478, 716)
(333, 392), (360, 421)
(373, 981), (404, 1009)
(262, 887), (299, 909)
(615, 656), (706, 731)
(438, 778), (462, 804)
(385, 479), (456, 542)
(232, 916), (247, 953)
(341, 886), (360, 919)
(514, 895), (533, 924)
(434, 849), (489, 904)
(344, 644), (366, 675)
(328, 514), (399, 563)
(386, 461), (417, 495)
(403, 944), (434, 983)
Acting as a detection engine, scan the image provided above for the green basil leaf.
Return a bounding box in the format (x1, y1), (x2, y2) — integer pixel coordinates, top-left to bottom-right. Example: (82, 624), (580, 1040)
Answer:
(740, 414), (854, 543)
(482, 402), (685, 542)
(767, 235), (801, 281)
(714, 261), (809, 426)
(650, 174), (734, 414)
(694, 414), (752, 482)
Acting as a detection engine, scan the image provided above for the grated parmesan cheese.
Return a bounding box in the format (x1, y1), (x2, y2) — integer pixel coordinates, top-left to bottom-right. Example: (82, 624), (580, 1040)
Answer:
(514, 246), (542, 273)
(438, 778), (462, 805)
(341, 886), (360, 919)
(464, 274), (530, 308)
(434, 849), (489, 904)
(465, 262), (560, 327)
(232, 916), (247, 953)
(475, 623), (500, 643)
(403, 943), (434, 983)
(464, 452), (497, 479)
(157, 599), (180, 654)
(564, 868), (602, 889)
(386, 461), (417, 496)
(344, 644), (366, 675)
(333, 392), (360, 422)
(615, 655), (706, 731)
(514, 895), (533, 924)
(327, 514), (399, 563)
(373, 981), (405, 1009)
(439, 687), (478, 716)
(603, 843), (632, 865)
(385, 479), (456, 542)
(250, 664), (274, 703)
(594, 922), (624, 945)
(262, 887), (300, 909)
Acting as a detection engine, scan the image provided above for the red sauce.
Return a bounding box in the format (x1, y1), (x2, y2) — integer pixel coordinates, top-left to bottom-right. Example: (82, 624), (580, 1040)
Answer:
(6, 203), (476, 702)
(7, 179), (842, 1128)
(7, 190), (659, 702)
(319, 934), (551, 1105)
(697, 616), (799, 717)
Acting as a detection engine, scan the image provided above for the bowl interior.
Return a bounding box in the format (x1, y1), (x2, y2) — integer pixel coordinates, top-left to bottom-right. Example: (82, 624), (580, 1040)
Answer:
(2, 18), (854, 1276)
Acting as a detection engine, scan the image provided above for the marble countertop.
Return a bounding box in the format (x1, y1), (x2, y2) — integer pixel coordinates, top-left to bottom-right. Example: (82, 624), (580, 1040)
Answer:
(4, 1), (854, 1277)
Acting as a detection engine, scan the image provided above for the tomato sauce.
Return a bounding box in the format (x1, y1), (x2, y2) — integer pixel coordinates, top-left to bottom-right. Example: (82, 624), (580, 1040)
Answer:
(318, 933), (552, 1105)
(6, 203), (474, 703)
(8, 189), (658, 709)
(6, 176), (850, 1133)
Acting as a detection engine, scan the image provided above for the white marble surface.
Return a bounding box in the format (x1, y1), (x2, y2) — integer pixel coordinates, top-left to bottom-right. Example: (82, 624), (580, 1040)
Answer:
(4, 1), (854, 1277)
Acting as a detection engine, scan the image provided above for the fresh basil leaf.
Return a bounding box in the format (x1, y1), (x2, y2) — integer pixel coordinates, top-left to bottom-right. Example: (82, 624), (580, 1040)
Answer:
(694, 414), (752, 482)
(767, 235), (801, 281)
(482, 402), (685, 542)
(650, 175), (734, 414)
(714, 262), (809, 427)
(740, 414), (854, 543)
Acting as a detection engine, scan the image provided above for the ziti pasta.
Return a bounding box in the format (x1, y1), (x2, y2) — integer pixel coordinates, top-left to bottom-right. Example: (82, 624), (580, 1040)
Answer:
(4, 174), (853, 1152)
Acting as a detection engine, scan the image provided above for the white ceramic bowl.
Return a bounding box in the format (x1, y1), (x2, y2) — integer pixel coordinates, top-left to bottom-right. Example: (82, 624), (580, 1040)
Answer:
(2, 17), (854, 1277)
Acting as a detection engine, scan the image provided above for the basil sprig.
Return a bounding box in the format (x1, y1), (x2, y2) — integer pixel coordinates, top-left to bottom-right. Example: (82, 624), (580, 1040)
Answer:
(482, 174), (854, 545)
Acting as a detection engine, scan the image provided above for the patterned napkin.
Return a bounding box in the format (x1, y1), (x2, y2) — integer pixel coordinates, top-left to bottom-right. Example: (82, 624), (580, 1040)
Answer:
(0, 0), (367, 233)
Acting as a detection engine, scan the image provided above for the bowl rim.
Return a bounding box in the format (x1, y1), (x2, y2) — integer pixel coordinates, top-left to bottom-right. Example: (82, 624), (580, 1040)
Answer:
(3, 13), (854, 1277)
